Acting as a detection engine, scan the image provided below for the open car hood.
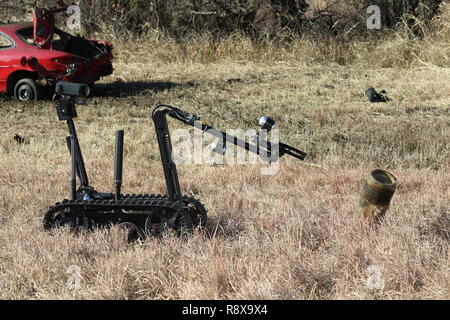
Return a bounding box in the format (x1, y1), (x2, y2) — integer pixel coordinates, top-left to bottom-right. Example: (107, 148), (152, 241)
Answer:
(33, 7), (55, 49)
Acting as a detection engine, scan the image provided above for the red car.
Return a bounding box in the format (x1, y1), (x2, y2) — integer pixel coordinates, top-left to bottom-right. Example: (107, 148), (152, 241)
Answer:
(0, 6), (113, 101)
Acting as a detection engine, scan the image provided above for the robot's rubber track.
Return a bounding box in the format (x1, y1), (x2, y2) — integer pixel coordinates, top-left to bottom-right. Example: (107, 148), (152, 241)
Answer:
(43, 194), (207, 232)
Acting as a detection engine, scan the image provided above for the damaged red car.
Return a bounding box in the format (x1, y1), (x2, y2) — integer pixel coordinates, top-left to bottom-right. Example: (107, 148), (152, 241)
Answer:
(0, 5), (113, 101)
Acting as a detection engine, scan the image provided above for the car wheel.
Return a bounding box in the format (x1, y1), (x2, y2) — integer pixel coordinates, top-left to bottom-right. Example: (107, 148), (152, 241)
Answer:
(14, 78), (41, 102)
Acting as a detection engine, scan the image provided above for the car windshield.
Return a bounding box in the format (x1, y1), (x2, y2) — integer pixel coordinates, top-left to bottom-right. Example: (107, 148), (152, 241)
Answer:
(15, 26), (104, 59)
(16, 26), (64, 46)
(16, 27), (35, 45)
(0, 33), (13, 49)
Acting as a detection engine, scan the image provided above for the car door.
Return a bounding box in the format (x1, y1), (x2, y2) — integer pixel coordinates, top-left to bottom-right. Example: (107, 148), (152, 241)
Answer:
(0, 32), (15, 93)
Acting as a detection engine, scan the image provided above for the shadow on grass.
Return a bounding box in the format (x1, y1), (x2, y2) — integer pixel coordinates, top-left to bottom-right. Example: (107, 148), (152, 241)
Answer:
(0, 81), (197, 102)
(92, 81), (197, 98)
(203, 217), (245, 240)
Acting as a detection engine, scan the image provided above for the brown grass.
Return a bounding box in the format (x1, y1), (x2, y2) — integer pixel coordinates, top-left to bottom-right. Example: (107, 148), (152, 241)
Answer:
(0, 4), (449, 300)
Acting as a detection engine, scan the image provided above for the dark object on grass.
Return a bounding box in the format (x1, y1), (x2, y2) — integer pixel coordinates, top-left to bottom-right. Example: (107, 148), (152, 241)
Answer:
(14, 134), (25, 144)
(365, 88), (390, 103)
(227, 78), (242, 84)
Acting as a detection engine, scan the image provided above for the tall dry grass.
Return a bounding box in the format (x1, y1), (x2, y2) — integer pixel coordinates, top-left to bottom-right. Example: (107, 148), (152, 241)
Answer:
(106, 3), (450, 69)
(1, 52), (449, 300)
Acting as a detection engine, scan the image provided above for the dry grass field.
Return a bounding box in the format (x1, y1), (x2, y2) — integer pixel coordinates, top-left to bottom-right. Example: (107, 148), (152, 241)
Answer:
(0, 5), (449, 300)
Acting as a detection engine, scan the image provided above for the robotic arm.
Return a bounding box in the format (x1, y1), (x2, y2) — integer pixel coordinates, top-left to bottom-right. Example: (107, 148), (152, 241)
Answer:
(153, 104), (307, 162)
(152, 104), (306, 202)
